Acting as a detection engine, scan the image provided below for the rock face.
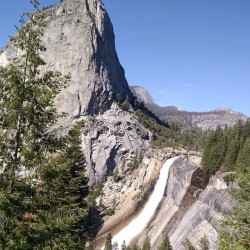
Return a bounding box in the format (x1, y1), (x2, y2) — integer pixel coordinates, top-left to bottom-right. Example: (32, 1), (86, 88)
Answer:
(0, 0), (148, 184)
(97, 154), (236, 250)
(144, 157), (235, 250)
(82, 102), (149, 185)
(130, 86), (155, 105)
(1, 0), (133, 117)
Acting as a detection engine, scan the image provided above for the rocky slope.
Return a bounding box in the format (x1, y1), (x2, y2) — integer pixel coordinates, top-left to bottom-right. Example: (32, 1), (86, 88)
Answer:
(131, 86), (248, 130)
(0, 0), (148, 185)
(97, 151), (236, 250)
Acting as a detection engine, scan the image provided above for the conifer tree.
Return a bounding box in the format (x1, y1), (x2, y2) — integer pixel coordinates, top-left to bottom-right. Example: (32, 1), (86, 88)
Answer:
(158, 234), (172, 250)
(121, 240), (127, 250)
(104, 233), (113, 250)
(223, 138), (238, 170)
(31, 120), (89, 249)
(0, 1), (89, 249)
(219, 163), (250, 250)
(142, 236), (151, 250)
(201, 126), (227, 173)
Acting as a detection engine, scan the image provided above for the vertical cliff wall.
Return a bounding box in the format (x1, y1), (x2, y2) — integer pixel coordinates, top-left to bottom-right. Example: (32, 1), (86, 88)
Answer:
(1, 0), (133, 117)
(0, 0), (149, 184)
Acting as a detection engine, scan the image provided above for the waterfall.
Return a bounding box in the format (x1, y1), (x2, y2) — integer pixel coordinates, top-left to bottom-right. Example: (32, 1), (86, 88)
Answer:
(104, 156), (179, 249)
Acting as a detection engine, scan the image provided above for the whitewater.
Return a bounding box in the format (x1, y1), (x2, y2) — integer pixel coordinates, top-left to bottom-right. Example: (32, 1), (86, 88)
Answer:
(104, 156), (178, 249)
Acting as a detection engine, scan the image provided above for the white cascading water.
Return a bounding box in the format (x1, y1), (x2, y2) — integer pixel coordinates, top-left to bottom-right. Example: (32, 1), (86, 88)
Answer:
(104, 156), (179, 249)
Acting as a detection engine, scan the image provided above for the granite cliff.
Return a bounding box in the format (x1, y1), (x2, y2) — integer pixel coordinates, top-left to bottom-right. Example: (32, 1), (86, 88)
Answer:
(97, 152), (236, 250)
(130, 86), (155, 105)
(0, 0), (148, 185)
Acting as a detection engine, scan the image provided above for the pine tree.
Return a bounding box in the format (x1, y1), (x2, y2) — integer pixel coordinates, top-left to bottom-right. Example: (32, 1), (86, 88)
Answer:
(201, 126), (227, 173)
(0, 1), (89, 249)
(104, 233), (113, 250)
(142, 236), (151, 250)
(31, 121), (89, 249)
(130, 245), (141, 250)
(121, 240), (127, 250)
(158, 234), (172, 250)
(237, 138), (250, 167)
(223, 138), (238, 170)
(219, 163), (250, 250)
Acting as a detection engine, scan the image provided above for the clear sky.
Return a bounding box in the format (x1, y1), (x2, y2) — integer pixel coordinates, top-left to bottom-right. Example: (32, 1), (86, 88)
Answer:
(1, 0), (250, 116)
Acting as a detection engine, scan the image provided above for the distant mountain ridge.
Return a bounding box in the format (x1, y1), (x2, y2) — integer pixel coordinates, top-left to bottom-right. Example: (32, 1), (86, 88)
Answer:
(130, 86), (249, 130)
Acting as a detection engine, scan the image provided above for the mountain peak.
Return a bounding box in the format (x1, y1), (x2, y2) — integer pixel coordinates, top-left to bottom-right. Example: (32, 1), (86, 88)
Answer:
(130, 86), (155, 105)
(1, 0), (133, 117)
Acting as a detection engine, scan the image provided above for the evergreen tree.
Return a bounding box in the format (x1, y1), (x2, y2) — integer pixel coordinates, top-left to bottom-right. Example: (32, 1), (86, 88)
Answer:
(219, 164), (250, 250)
(104, 233), (113, 250)
(158, 234), (172, 250)
(142, 236), (151, 250)
(201, 126), (227, 173)
(0, 1), (89, 249)
(237, 138), (250, 167)
(31, 121), (89, 249)
(130, 245), (141, 250)
(223, 138), (238, 170)
(121, 240), (127, 250)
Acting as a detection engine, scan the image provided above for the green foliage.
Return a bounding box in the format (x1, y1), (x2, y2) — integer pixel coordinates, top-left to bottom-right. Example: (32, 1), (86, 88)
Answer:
(104, 233), (113, 250)
(201, 126), (227, 173)
(109, 168), (120, 182)
(183, 239), (197, 250)
(30, 121), (89, 249)
(130, 245), (141, 250)
(86, 183), (103, 208)
(128, 150), (143, 171)
(219, 164), (250, 250)
(121, 240), (127, 250)
(142, 236), (151, 250)
(0, 1), (92, 249)
(201, 121), (250, 173)
(158, 234), (172, 250)
(135, 109), (174, 148)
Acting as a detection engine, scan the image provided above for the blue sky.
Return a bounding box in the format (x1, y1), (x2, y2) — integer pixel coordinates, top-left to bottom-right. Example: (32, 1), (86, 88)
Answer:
(1, 0), (250, 116)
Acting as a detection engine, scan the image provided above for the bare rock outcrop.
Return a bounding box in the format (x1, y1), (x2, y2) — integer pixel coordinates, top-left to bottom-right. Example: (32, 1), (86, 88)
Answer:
(147, 157), (235, 250)
(130, 86), (155, 105)
(0, 0), (148, 183)
(97, 154), (236, 250)
(82, 103), (149, 185)
(1, 0), (134, 117)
